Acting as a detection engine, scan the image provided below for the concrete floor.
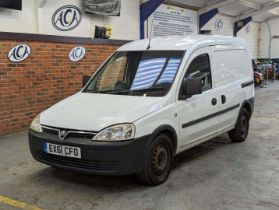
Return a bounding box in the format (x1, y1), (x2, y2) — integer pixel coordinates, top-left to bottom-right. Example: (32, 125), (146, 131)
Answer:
(1, 83), (279, 210)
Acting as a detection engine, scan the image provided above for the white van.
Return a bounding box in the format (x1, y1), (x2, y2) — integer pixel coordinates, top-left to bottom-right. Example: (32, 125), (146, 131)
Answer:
(29, 35), (255, 185)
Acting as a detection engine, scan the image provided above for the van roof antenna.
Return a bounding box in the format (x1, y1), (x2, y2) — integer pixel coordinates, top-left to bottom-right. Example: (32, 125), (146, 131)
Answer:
(146, 16), (154, 50)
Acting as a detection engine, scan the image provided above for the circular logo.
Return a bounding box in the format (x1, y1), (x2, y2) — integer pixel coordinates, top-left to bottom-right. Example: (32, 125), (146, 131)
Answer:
(69, 46), (86, 62)
(52, 5), (82, 31)
(58, 130), (68, 140)
(215, 19), (223, 31)
(8, 44), (31, 62)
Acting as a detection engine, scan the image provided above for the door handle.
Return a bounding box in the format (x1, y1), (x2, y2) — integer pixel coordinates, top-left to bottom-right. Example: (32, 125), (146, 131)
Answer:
(221, 95), (226, 104)
(211, 98), (217, 106)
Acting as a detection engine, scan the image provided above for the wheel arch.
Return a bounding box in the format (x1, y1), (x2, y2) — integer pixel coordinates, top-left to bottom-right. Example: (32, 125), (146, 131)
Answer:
(241, 97), (255, 119)
(149, 125), (178, 153)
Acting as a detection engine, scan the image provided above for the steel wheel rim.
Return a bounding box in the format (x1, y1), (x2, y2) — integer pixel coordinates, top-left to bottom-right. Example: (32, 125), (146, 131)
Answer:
(152, 144), (168, 176)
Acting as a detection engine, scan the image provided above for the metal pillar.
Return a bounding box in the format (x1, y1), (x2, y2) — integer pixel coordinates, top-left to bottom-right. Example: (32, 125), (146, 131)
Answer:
(140, 0), (164, 39)
(199, 8), (219, 32)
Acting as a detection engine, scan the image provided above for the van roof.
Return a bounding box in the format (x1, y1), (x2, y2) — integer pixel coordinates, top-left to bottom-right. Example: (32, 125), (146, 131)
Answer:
(118, 35), (248, 52)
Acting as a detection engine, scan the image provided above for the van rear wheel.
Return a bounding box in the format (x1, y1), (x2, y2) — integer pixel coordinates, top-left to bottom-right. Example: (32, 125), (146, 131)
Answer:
(137, 134), (173, 186)
(229, 108), (250, 142)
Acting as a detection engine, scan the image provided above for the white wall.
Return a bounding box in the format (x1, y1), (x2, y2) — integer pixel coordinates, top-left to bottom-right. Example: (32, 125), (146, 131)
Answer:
(201, 14), (259, 59)
(259, 18), (279, 59)
(0, 0), (37, 33)
(0, 0), (140, 40)
(0, 0), (266, 57)
(238, 22), (259, 59)
(201, 14), (234, 36)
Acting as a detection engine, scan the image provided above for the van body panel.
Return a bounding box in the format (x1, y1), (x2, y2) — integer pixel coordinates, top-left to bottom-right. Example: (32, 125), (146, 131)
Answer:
(117, 35), (248, 53)
(29, 130), (151, 175)
(176, 46), (219, 149)
(215, 83), (242, 132)
(40, 93), (165, 132)
(29, 35), (255, 177)
(177, 90), (219, 148)
(133, 103), (179, 140)
(211, 45), (253, 132)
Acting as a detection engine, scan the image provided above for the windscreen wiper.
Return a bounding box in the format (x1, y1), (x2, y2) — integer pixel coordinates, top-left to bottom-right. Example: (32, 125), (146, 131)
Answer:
(84, 89), (116, 94)
(131, 86), (165, 93)
(85, 87), (165, 94)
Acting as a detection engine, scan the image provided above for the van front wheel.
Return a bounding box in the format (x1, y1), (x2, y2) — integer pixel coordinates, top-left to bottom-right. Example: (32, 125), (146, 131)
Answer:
(137, 134), (173, 186)
(229, 108), (250, 142)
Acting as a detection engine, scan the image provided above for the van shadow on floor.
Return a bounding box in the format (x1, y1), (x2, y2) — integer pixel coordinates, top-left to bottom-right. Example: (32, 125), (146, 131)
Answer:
(173, 134), (230, 168)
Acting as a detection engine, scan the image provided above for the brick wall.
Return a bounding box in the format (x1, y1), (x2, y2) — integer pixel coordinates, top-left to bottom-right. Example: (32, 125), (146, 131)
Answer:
(0, 33), (127, 135)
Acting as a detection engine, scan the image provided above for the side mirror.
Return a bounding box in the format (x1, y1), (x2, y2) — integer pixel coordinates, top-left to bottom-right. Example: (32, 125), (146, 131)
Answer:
(181, 77), (202, 98)
(82, 75), (91, 87)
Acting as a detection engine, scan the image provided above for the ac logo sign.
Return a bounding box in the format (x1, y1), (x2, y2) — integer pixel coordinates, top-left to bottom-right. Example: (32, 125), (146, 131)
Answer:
(215, 19), (223, 31)
(69, 46), (86, 62)
(8, 44), (31, 62)
(52, 5), (82, 31)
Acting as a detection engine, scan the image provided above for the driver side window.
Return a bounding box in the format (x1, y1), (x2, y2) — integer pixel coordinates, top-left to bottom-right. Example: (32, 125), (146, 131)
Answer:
(96, 56), (127, 90)
(184, 54), (212, 92)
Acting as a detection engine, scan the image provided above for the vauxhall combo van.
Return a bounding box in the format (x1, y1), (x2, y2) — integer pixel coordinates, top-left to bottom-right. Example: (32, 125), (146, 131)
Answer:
(29, 35), (255, 185)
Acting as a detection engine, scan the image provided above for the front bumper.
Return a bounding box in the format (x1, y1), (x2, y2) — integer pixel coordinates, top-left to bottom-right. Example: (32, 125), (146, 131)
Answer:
(29, 130), (151, 176)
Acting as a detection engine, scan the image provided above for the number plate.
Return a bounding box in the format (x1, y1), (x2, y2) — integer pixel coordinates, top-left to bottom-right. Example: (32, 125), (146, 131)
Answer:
(44, 143), (81, 159)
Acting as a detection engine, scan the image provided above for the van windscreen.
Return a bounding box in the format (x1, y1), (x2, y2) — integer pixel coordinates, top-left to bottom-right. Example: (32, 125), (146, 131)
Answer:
(84, 51), (184, 97)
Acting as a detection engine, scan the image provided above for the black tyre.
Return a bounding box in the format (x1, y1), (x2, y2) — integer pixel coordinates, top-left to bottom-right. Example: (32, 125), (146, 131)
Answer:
(229, 108), (250, 142)
(137, 134), (174, 186)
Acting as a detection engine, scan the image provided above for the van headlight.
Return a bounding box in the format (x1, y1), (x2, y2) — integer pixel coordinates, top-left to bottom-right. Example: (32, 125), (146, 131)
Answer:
(92, 124), (135, 141)
(30, 114), (43, 133)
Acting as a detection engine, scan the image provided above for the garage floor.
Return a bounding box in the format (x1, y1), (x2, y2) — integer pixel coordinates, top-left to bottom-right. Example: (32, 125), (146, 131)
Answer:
(1, 83), (279, 210)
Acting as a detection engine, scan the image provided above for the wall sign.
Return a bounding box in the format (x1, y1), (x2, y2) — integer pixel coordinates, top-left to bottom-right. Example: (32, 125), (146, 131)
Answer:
(52, 5), (82, 31)
(8, 44), (31, 62)
(151, 4), (198, 37)
(215, 19), (223, 31)
(69, 46), (86, 62)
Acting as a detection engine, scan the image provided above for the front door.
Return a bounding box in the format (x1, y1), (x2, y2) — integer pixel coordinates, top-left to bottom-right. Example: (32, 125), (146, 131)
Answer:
(177, 47), (219, 149)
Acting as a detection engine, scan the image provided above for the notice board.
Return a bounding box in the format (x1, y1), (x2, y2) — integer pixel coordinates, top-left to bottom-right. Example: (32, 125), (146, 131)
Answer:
(150, 4), (198, 37)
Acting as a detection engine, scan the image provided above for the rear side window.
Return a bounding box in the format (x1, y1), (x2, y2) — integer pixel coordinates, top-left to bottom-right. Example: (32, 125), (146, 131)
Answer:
(212, 49), (250, 87)
(184, 54), (212, 92)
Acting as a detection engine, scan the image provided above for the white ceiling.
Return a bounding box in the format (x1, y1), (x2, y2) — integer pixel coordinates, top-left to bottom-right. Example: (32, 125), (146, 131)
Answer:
(164, 0), (279, 22)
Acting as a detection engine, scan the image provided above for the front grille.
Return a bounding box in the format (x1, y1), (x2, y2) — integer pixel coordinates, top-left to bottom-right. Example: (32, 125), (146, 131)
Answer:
(42, 125), (96, 139)
(34, 150), (119, 172)
(42, 127), (57, 134)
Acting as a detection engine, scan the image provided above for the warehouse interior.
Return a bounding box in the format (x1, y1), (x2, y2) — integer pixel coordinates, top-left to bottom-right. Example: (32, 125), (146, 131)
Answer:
(0, 0), (279, 209)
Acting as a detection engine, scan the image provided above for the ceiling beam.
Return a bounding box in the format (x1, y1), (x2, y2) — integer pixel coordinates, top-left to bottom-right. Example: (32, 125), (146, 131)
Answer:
(237, 0), (261, 10)
(198, 0), (236, 15)
(164, 0), (199, 11)
(235, 1), (279, 22)
(268, 8), (279, 16)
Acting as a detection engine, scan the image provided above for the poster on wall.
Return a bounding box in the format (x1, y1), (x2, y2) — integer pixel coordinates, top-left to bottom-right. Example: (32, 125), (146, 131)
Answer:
(150, 4), (198, 37)
(83, 0), (121, 16)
